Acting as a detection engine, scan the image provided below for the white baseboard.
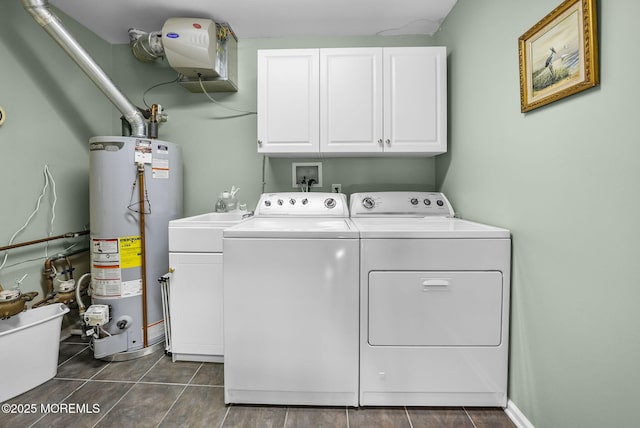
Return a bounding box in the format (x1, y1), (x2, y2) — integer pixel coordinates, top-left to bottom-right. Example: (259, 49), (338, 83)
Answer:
(505, 399), (535, 428)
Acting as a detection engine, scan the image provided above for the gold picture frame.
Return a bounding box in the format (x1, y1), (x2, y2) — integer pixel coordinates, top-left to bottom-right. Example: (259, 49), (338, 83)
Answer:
(518, 0), (599, 112)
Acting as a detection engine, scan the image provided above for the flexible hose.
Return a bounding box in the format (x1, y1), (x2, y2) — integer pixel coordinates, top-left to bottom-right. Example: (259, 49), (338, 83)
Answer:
(76, 273), (91, 314)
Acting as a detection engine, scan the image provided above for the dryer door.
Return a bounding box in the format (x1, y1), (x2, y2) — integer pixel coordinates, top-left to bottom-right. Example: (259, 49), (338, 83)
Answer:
(368, 271), (503, 346)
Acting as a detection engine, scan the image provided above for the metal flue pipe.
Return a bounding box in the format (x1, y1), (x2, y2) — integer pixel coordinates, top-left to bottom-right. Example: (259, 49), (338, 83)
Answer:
(22, 0), (147, 137)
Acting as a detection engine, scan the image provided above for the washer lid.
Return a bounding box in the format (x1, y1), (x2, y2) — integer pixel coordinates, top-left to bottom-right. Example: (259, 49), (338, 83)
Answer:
(223, 217), (358, 238)
(351, 217), (510, 239)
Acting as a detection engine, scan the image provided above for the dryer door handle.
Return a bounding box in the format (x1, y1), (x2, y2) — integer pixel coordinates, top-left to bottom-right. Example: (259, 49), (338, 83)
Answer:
(422, 279), (450, 290)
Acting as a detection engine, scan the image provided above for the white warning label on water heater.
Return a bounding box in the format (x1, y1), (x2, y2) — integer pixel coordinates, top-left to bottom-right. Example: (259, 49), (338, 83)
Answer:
(91, 237), (142, 297)
(134, 139), (152, 164)
(152, 158), (169, 179)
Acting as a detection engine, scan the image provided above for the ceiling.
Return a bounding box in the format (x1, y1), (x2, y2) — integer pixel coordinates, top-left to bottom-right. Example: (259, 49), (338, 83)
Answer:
(48, 0), (457, 45)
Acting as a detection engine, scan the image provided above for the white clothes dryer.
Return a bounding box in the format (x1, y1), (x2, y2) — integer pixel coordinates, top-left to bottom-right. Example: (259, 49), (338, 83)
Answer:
(223, 193), (359, 406)
(350, 192), (511, 407)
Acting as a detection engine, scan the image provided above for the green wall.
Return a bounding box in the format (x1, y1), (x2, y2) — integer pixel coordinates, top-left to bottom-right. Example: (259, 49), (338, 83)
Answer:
(436, 1), (640, 427)
(0, 3), (111, 297)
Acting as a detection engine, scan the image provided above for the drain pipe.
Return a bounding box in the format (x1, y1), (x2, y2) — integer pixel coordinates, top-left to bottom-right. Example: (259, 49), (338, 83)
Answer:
(22, 0), (147, 137)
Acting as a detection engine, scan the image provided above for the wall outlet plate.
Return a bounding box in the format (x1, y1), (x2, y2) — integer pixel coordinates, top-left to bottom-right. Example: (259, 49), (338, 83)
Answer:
(332, 184), (342, 193)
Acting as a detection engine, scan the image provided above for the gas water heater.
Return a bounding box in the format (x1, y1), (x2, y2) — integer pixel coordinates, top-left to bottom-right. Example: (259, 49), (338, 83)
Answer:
(21, 0), (184, 360)
(88, 136), (183, 359)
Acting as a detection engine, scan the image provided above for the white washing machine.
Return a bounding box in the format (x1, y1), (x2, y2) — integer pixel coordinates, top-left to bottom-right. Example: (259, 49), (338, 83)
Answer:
(223, 192), (359, 406)
(350, 192), (511, 407)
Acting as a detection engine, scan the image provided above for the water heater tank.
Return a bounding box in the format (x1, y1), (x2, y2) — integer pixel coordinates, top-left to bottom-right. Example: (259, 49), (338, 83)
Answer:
(89, 136), (183, 357)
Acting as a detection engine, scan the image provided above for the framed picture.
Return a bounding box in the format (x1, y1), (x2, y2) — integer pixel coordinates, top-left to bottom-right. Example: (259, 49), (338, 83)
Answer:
(518, 0), (599, 112)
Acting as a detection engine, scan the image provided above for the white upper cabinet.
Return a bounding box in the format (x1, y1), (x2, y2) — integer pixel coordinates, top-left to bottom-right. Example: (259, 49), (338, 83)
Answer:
(257, 49), (319, 154)
(257, 47), (447, 157)
(383, 47), (447, 154)
(320, 48), (383, 153)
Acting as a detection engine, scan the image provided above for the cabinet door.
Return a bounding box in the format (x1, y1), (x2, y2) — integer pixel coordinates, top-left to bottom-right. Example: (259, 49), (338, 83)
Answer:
(383, 47), (447, 154)
(257, 49), (320, 154)
(169, 252), (223, 358)
(320, 48), (383, 153)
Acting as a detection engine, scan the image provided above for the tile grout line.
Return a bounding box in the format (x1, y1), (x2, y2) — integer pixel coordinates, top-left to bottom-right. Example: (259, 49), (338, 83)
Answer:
(463, 407), (479, 428)
(135, 351), (167, 383)
(218, 405), (232, 428)
(90, 382), (138, 428)
(90, 351), (163, 428)
(85, 355), (143, 428)
(404, 406), (415, 428)
(283, 407), (289, 428)
(155, 362), (204, 428)
(27, 379), (91, 428)
(57, 344), (90, 367)
(54, 376), (225, 388)
(37, 348), (120, 428)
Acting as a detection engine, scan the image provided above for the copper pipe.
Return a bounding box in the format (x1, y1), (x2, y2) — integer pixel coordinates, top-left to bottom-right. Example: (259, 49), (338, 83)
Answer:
(138, 163), (148, 348)
(0, 230), (89, 253)
(39, 258), (56, 305)
(33, 255), (77, 308)
(150, 104), (158, 122)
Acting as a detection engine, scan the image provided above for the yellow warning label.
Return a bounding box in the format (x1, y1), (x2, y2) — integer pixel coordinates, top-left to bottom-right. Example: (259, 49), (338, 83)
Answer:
(119, 236), (142, 269)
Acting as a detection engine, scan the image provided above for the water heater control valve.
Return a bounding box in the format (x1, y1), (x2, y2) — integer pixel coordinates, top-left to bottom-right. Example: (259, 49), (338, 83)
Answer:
(84, 304), (110, 326)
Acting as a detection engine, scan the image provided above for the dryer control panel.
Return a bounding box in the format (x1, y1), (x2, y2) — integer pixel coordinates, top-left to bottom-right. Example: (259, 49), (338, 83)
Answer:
(255, 192), (349, 217)
(350, 192), (455, 217)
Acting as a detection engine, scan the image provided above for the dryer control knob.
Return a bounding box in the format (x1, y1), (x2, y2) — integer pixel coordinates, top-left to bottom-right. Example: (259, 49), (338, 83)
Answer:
(362, 197), (375, 209)
(410, 198), (419, 205)
(423, 198), (431, 206)
(264, 200), (271, 207)
(437, 200), (444, 207)
(302, 198), (309, 205)
(324, 198), (337, 209)
(289, 198), (296, 205)
(277, 199), (284, 206)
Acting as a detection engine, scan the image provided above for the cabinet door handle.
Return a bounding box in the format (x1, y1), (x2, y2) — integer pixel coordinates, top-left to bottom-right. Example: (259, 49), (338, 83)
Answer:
(385, 139), (391, 145)
(257, 140), (263, 146)
(377, 139), (383, 145)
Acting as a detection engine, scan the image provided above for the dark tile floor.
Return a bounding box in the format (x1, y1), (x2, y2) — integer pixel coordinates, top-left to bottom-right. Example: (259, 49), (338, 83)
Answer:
(2, 336), (516, 428)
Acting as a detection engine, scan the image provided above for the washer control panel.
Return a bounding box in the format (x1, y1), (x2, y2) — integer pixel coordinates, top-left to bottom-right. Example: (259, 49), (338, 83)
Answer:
(255, 192), (349, 217)
(350, 192), (454, 217)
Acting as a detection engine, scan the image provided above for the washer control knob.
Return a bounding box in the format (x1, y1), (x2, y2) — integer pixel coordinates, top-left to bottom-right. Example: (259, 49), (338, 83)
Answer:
(289, 198), (296, 205)
(423, 198), (431, 206)
(437, 200), (444, 207)
(362, 197), (375, 209)
(410, 198), (419, 205)
(324, 198), (337, 209)
(277, 199), (284, 206)
(264, 200), (272, 207)
(302, 198), (309, 205)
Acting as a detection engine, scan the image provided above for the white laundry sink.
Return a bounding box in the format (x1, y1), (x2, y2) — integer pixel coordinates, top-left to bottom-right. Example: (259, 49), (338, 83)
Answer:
(169, 211), (251, 252)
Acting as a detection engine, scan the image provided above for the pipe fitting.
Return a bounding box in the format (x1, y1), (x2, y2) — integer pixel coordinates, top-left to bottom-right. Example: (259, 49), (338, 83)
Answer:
(0, 290), (39, 319)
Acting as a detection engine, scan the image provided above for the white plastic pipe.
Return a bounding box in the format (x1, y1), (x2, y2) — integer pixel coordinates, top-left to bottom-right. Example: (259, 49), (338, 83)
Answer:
(22, 0), (147, 137)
